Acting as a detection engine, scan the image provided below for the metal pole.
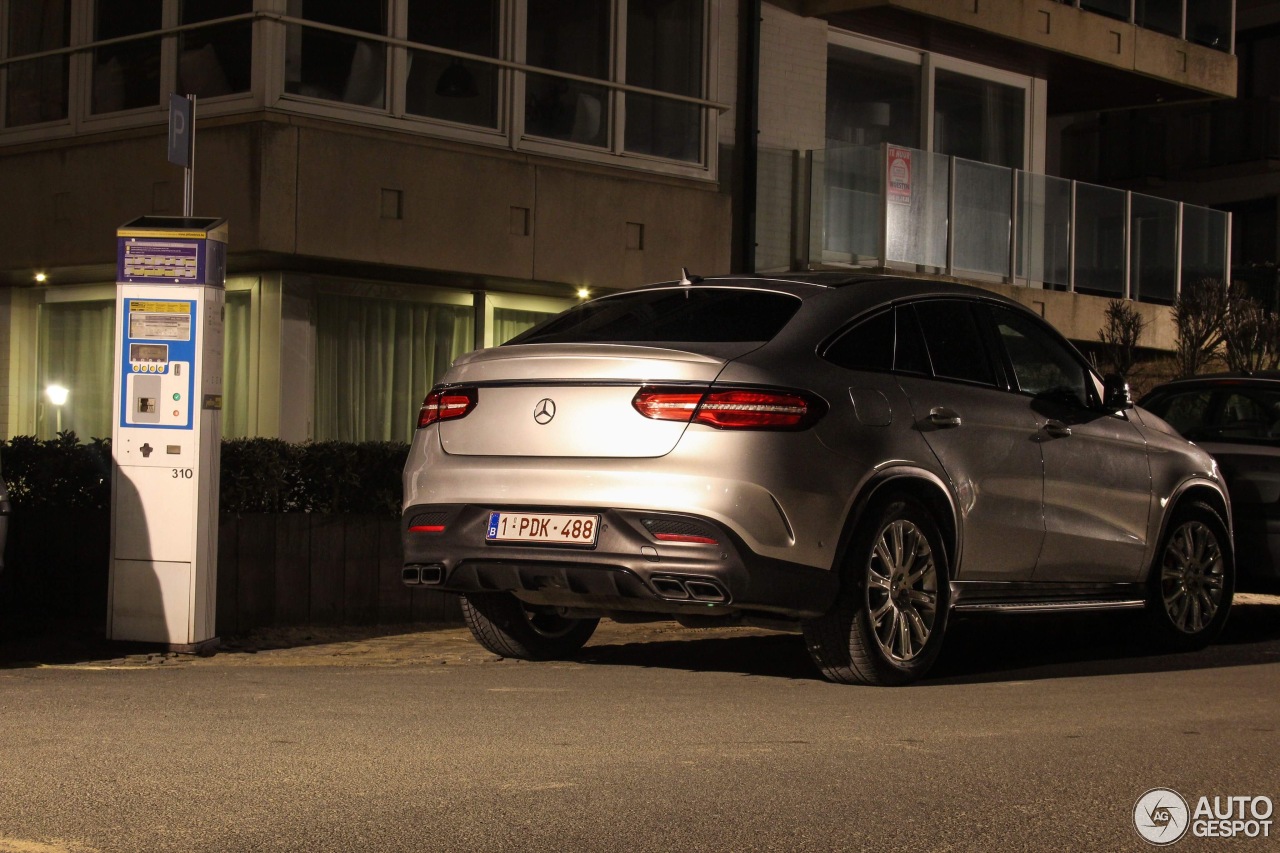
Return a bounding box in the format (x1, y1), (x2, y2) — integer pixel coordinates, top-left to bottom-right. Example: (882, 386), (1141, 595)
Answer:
(1068, 180), (1077, 293)
(1124, 190), (1133, 300)
(1009, 168), (1019, 285)
(1174, 202), (1184, 300)
(880, 142), (889, 269)
(183, 95), (197, 217)
(946, 156), (956, 276)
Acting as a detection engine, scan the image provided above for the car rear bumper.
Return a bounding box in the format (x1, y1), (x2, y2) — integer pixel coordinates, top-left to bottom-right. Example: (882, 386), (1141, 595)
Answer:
(401, 503), (840, 619)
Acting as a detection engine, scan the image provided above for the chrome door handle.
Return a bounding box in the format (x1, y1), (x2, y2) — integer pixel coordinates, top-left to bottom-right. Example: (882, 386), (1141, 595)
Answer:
(928, 407), (962, 428)
(1043, 419), (1072, 438)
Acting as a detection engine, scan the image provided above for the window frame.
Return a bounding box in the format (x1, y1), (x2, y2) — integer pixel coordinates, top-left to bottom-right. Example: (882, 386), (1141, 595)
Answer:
(0, 0), (722, 180)
(825, 29), (1041, 174)
(981, 301), (1105, 409)
(908, 298), (1003, 390)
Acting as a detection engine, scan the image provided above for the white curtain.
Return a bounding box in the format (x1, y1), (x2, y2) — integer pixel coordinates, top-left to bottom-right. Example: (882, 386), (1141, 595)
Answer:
(493, 307), (555, 345)
(315, 293), (474, 442)
(37, 300), (114, 440)
(222, 291), (252, 438)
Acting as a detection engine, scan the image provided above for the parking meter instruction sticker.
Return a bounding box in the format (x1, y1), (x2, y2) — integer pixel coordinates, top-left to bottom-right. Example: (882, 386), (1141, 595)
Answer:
(129, 302), (192, 341)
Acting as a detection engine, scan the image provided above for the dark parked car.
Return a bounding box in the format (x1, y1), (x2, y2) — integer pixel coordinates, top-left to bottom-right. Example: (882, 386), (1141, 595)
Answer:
(402, 273), (1235, 684)
(1141, 374), (1280, 590)
(0, 451), (8, 576)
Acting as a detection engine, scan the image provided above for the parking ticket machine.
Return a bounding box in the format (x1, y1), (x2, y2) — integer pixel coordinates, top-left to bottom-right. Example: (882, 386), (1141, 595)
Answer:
(108, 216), (226, 652)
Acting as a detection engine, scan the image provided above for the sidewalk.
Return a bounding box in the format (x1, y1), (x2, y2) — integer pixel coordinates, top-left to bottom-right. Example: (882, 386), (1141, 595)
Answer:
(4, 593), (1277, 671)
(0, 615), (780, 671)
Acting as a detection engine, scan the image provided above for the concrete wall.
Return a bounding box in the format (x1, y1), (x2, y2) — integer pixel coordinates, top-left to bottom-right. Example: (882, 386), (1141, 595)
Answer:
(980, 280), (1177, 352)
(0, 115), (732, 290)
(802, 0), (1235, 98)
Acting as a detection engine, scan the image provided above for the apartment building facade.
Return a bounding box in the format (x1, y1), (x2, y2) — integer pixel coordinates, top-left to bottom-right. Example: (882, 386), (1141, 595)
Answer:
(0, 0), (1238, 444)
(0, 0), (737, 443)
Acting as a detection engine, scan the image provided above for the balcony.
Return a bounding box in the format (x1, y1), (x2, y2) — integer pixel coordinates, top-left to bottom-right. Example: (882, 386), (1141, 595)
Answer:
(757, 142), (1230, 306)
(1065, 97), (1280, 184)
(807, 0), (1236, 106)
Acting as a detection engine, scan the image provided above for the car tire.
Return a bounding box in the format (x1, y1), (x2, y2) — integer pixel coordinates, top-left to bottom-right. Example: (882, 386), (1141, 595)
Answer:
(460, 592), (599, 660)
(803, 497), (951, 686)
(1146, 501), (1234, 651)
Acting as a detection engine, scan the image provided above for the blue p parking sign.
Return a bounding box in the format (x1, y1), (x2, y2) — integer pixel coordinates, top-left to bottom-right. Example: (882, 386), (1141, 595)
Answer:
(168, 94), (192, 167)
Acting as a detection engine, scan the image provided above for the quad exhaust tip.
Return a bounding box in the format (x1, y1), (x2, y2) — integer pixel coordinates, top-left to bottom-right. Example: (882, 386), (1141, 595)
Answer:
(650, 574), (729, 603)
(402, 564), (444, 586)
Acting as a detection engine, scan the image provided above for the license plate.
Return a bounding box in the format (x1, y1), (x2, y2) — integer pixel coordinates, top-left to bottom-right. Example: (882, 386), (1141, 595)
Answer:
(486, 511), (600, 546)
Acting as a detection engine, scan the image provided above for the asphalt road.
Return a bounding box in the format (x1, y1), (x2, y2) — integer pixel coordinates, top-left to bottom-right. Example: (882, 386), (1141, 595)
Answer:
(1, 598), (1278, 853)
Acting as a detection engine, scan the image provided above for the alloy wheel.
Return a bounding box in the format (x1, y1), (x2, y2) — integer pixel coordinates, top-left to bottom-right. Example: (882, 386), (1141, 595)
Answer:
(866, 519), (939, 662)
(1160, 520), (1226, 635)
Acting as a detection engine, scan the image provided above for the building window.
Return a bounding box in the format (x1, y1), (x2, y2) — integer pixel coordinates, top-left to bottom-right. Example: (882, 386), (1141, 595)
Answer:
(826, 45), (920, 148)
(314, 292), (473, 443)
(4, 0), (70, 128)
(222, 290), (252, 438)
(178, 0), (253, 98)
(825, 34), (1031, 171)
(524, 0), (612, 148)
(933, 68), (1025, 170)
(92, 0), (163, 114)
(285, 0), (389, 107)
(624, 0), (703, 162)
(36, 301), (114, 440)
(274, 0), (714, 174)
(406, 0), (500, 128)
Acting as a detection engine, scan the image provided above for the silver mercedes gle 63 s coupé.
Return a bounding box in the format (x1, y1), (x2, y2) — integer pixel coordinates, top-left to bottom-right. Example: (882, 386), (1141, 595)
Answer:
(402, 273), (1234, 685)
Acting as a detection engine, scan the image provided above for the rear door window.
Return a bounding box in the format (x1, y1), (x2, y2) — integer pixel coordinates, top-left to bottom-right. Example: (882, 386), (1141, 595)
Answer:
(823, 306), (935, 375)
(510, 288), (802, 345)
(823, 309), (894, 372)
(911, 300), (997, 386)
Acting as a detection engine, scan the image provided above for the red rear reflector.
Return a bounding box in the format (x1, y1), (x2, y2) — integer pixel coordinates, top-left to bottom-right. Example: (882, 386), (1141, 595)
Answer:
(653, 532), (718, 545)
(417, 387), (477, 428)
(409, 525), (446, 533)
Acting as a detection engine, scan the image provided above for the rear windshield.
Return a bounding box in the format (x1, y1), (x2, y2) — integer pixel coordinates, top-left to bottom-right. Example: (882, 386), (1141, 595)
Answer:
(507, 288), (803, 345)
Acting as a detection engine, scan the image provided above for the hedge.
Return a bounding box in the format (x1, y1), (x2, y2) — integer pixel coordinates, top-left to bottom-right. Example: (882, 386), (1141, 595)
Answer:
(1, 433), (409, 517)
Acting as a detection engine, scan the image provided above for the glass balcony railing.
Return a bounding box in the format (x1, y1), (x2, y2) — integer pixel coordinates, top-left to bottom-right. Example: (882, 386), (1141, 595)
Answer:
(759, 141), (1230, 306)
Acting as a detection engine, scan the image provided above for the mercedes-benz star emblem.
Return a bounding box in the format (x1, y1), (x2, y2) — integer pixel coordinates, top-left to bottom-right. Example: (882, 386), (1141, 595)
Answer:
(533, 398), (556, 425)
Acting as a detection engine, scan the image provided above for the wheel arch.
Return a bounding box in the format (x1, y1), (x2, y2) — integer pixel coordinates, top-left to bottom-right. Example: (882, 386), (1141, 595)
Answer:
(834, 466), (959, 582)
(1149, 479), (1235, 579)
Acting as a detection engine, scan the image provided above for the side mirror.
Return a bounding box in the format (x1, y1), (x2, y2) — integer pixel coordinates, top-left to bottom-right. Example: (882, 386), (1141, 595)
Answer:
(1103, 374), (1133, 411)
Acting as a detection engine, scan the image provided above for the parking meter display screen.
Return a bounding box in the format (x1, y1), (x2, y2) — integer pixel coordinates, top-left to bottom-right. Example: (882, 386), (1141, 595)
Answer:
(129, 343), (168, 364)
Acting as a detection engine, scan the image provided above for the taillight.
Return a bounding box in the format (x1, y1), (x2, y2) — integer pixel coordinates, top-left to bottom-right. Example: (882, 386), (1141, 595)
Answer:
(632, 386), (824, 430)
(631, 389), (705, 422)
(417, 386), (477, 428)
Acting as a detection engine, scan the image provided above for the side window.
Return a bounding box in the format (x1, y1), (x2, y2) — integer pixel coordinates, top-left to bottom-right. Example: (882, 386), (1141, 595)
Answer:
(912, 300), (996, 386)
(1216, 392), (1280, 440)
(824, 309), (894, 371)
(1145, 391), (1213, 438)
(894, 305), (932, 375)
(990, 305), (1092, 407)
